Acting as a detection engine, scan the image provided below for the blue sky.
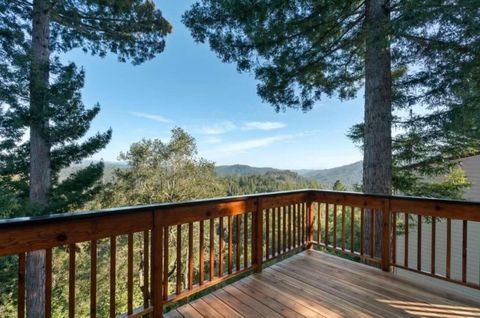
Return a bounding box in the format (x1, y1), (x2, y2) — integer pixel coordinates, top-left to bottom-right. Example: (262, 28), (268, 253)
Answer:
(64, 1), (364, 170)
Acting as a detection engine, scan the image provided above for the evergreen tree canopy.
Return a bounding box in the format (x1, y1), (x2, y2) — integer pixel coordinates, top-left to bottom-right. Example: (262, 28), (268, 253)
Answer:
(93, 128), (225, 208)
(184, 0), (480, 197)
(332, 180), (347, 191)
(0, 0), (172, 216)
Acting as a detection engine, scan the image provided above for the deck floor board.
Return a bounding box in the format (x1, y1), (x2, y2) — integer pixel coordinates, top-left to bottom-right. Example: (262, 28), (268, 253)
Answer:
(166, 250), (480, 318)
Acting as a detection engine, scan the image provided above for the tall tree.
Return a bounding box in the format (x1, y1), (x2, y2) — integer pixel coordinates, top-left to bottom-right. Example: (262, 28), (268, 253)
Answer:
(0, 1), (171, 316)
(92, 128), (225, 208)
(183, 0), (480, 256)
(332, 180), (347, 191)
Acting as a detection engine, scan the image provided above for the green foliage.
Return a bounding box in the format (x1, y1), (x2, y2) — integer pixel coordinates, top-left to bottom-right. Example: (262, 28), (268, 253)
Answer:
(184, 0), (480, 198)
(92, 128), (226, 208)
(183, 0), (365, 111)
(221, 170), (323, 196)
(0, 57), (112, 215)
(0, 0), (172, 216)
(332, 180), (347, 191)
(394, 167), (470, 200)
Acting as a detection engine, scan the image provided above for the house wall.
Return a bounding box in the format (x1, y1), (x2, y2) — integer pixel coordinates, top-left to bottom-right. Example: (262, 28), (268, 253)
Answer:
(394, 217), (480, 300)
(460, 154), (480, 201)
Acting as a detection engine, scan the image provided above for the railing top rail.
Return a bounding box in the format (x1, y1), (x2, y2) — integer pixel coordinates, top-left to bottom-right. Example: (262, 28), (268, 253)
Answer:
(1, 189), (479, 229)
(0, 189), (311, 229)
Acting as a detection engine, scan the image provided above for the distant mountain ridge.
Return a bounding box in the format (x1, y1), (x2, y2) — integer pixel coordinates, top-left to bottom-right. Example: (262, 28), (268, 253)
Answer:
(295, 161), (363, 189)
(215, 164), (280, 176)
(61, 161), (363, 189)
(215, 162), (363, 190)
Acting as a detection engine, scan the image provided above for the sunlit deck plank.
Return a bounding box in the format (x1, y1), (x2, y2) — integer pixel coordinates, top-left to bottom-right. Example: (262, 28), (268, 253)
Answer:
(168, 250), (480, 318)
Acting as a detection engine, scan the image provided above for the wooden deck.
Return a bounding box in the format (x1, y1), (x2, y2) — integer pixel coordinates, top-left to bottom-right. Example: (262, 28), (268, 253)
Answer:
(165, 250), (480, 318)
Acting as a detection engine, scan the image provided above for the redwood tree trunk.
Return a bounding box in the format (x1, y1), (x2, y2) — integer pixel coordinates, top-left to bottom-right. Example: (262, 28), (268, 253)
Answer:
(27, 0), (51, 316)
(363, 0), (392, 257)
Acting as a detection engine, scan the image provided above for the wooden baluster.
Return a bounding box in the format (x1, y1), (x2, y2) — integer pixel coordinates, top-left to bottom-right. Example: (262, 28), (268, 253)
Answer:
(392, 212), (397, 264)
(91, 240), (97, 317)
(446, 218), (451, 279)
(296, 206), (302, 246)
(417, 215), (422, 271)
(297, 204), (300, 246)
(291, 204), (300, 248)
(333, 205), (338, 250)
(176, 225), (182, 295)
(244, 213), (248, 268)
(431, 217), (436, 275)
(381, 200), (391, 272)
(69, 243), (76, 318)
(110, 237), (116, 318)
(163, 228), (169, 300)
(200, 220), (205, 285)
(18, 253), (25, 318)
(228, 216), (233, 274)
(370, 209), (375, 258)
(293, 204), (297, 248)
(301, 203), (305, 245)
(45, 248), (52, 318)
(210, 219), (215, 280)
(350, 207), (355, 253)
(265, 210), (270, 259)
(287, 205), (292, 250)
(254, 199), (264, 273)
(272, 208), (276, 257)
(152, 215), (165, 318)
(236, 215), (241, 270)
(283, 206), (287, 253)
(360, 208), (365, 256)
(219, 217), (224, 277)
(462, 220), (467, 283)
(307, 201), (313, 249)
(277, 208), (281, 255)
(318, 203), (322, 246)
(404, 213), (409, 268)
(341, 205), (346, 251)
(325, 204), (329, 247)
(143, 231), (150, 309)
(188, 223), (194, 290)
(128, 233), (134, 314)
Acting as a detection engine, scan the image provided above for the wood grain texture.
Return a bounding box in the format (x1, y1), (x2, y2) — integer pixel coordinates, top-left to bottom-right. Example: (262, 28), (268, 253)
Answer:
(18, 253), (25, 318)
(168, 250), (480, 317)
(45, 248), (52, 318)
(110, 237), (116, 318)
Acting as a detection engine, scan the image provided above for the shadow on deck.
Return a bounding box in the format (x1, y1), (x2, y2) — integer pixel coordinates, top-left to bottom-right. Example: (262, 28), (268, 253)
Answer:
(165, 250), (480, 318)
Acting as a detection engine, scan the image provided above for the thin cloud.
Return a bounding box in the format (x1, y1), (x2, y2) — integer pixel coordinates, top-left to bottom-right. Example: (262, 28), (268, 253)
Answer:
(129, 112), (173, 123)
(243, 121), (286, 130)
(196, 121), (236, 135)
(214, 134), (294, 154)
(196, 120), (285, 135)
(203, 136), (222, 144)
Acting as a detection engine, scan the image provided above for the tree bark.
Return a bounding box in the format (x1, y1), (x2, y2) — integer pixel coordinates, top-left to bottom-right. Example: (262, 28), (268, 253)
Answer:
(27, 0), (51, 316)
(363, 0), (392, 257)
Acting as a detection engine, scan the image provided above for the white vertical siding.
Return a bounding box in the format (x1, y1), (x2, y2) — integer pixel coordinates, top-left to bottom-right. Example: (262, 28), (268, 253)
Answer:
(395, 217), (480, 299)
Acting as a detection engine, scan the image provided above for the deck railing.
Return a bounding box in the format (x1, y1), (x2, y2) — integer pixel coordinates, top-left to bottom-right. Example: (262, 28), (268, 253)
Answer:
(0, 189), (479, 317)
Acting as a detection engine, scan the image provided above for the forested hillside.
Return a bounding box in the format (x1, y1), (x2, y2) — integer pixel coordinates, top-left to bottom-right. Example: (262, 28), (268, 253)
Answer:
(221, 170), (323, 195)
(61, 162), (326, 200)
(295, 161), (363, 189)
(215, 164), (279, 176)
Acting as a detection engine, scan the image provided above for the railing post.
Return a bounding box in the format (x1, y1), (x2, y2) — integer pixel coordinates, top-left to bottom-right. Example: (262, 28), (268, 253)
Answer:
(306, 199), (314, 250)
(152, 211), (164, 317)
(253, 198), (263, 273)
(381, 198), (391, 272)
